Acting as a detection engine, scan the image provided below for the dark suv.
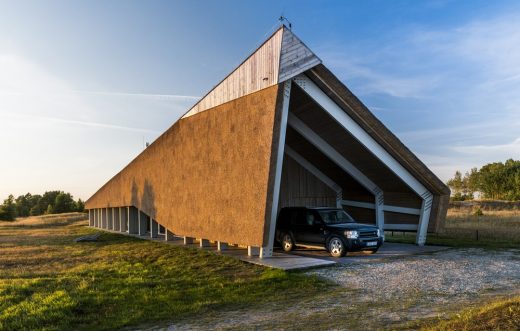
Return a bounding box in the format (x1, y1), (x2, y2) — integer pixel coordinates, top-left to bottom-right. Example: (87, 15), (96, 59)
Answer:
(275, 207), (383, 257)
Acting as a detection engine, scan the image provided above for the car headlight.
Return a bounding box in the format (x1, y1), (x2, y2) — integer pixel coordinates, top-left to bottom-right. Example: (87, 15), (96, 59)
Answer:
(344, 230), (359, 239)
(377, 229), (381, 237)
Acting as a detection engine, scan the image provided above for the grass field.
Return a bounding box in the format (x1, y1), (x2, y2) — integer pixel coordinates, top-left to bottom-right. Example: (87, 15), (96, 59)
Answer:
(0, 214), (329, 331)
(1, 211), (518, 330)
(386, 209), (520, 249)
(414, 296), (520, 331)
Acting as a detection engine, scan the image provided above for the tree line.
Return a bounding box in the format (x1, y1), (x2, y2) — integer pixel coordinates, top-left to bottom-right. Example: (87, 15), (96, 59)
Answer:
(447, 159), (520, 201)
(0, 191), (85, 221)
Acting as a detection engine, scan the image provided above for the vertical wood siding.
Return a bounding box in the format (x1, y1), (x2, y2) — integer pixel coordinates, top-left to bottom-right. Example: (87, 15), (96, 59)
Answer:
(279, 155), (337, 209)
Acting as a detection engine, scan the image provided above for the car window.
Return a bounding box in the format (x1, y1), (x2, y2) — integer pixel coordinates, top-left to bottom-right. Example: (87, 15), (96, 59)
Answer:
(305, 212), (315, 226)
(318, 210), (355, 224)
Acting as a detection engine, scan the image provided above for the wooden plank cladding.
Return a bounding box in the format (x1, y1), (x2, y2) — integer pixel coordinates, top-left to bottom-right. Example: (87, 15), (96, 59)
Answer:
(183, 28), (283, 118)
(86, 85), (282, 247)
(278, 27), (321, 82)
(183, 26), (321, 119)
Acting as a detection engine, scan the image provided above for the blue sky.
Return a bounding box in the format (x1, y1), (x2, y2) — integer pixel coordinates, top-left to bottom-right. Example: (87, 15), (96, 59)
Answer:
(1, 0), (520, 200)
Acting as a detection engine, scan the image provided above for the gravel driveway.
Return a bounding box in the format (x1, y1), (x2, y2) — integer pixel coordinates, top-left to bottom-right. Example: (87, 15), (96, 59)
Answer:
(158, 247), (520, 330)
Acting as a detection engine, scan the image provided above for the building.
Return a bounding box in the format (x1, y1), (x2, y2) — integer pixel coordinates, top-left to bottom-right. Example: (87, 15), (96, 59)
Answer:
(85, 26), (450, 258)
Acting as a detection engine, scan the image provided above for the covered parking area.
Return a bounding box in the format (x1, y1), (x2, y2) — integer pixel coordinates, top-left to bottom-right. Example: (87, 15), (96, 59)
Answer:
(268, 69), (449, 250)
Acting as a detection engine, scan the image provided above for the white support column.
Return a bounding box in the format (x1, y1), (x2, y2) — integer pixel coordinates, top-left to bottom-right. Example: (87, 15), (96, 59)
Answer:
(375, 189), (385, 236)
(416, 192), (433, 245)
(111, 208), (116, 230)
(217, 241), (228, 251)
(336, 189), (343, 208)
(262, 80), (292, 259)
(126, 207), (131, 233)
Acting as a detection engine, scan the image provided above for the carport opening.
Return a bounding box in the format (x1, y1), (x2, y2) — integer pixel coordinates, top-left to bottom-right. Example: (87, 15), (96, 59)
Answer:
(277, 82), (423, 230)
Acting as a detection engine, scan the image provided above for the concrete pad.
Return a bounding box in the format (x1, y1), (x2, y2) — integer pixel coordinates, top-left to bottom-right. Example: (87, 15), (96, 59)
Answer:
(240, 253), (336, 270)
(287, 242), (450, 264)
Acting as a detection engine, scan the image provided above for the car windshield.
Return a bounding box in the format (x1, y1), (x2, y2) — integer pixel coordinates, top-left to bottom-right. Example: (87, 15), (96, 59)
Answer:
(318, 210), (355, 224)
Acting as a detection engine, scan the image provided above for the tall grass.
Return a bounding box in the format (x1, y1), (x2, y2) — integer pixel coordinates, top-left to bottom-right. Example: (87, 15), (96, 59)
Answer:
(386, 208), (520, 248)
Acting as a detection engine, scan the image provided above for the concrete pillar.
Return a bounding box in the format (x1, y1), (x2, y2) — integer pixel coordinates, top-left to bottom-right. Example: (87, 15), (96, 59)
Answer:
(184, 236), (194, 244)
(248, 246), (260, 257)
(128, 207), (138, 234)
(113, 208), (120, 231)
(93, 209), (97, 227)
(138, 210), (148, 236)
(150, 219), (158, 238)
(199, 239), (210, 247)
(217, 241), (228, 251)
(165, 229), (175, 241)
(88, 210), (93, 227)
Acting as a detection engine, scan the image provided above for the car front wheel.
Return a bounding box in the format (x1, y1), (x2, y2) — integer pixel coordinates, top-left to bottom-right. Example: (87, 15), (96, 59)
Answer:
(327, 236), (347, 257)
(281, 233), (295, 252)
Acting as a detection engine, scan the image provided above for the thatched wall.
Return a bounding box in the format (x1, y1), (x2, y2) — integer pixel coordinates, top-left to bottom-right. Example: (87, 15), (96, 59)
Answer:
(85, 85), (282, 247)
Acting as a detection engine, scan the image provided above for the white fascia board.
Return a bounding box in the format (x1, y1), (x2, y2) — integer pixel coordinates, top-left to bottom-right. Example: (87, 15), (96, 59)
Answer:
(292, 75), (430, 197)
(287, 113), (381, 195)
(285, 146), (342, 193)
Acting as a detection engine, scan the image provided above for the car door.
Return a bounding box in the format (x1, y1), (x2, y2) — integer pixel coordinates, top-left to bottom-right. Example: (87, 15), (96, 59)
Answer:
(300, 210), (326, 244)
(290, 208), (308, 243)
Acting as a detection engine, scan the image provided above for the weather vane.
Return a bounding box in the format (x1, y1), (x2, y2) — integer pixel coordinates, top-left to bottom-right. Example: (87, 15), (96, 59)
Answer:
(279, 15), (292, 29)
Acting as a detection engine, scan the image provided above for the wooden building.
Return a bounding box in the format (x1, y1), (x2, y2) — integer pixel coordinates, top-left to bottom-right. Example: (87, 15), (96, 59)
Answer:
(85, 26), (450, 258)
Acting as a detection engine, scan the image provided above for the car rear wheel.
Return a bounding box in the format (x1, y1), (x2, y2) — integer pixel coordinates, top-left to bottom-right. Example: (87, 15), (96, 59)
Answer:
(327, 236), (347, 257)
(281, 233), (294, 252)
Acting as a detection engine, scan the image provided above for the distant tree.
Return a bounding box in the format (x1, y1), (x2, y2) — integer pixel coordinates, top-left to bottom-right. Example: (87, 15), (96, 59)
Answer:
(465, 168), (479, 195)
(36, 191), (61, 215)
(29, 194), (43, 216)
(0, 195), (17, 221)
(46, 204), (54, 215)
(449, 159), (520, 201)
(447, 171), (467, 200)
(75, 199), (85, 212)
(53, 192), (76, 214)
(15, 193), (33, 218)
